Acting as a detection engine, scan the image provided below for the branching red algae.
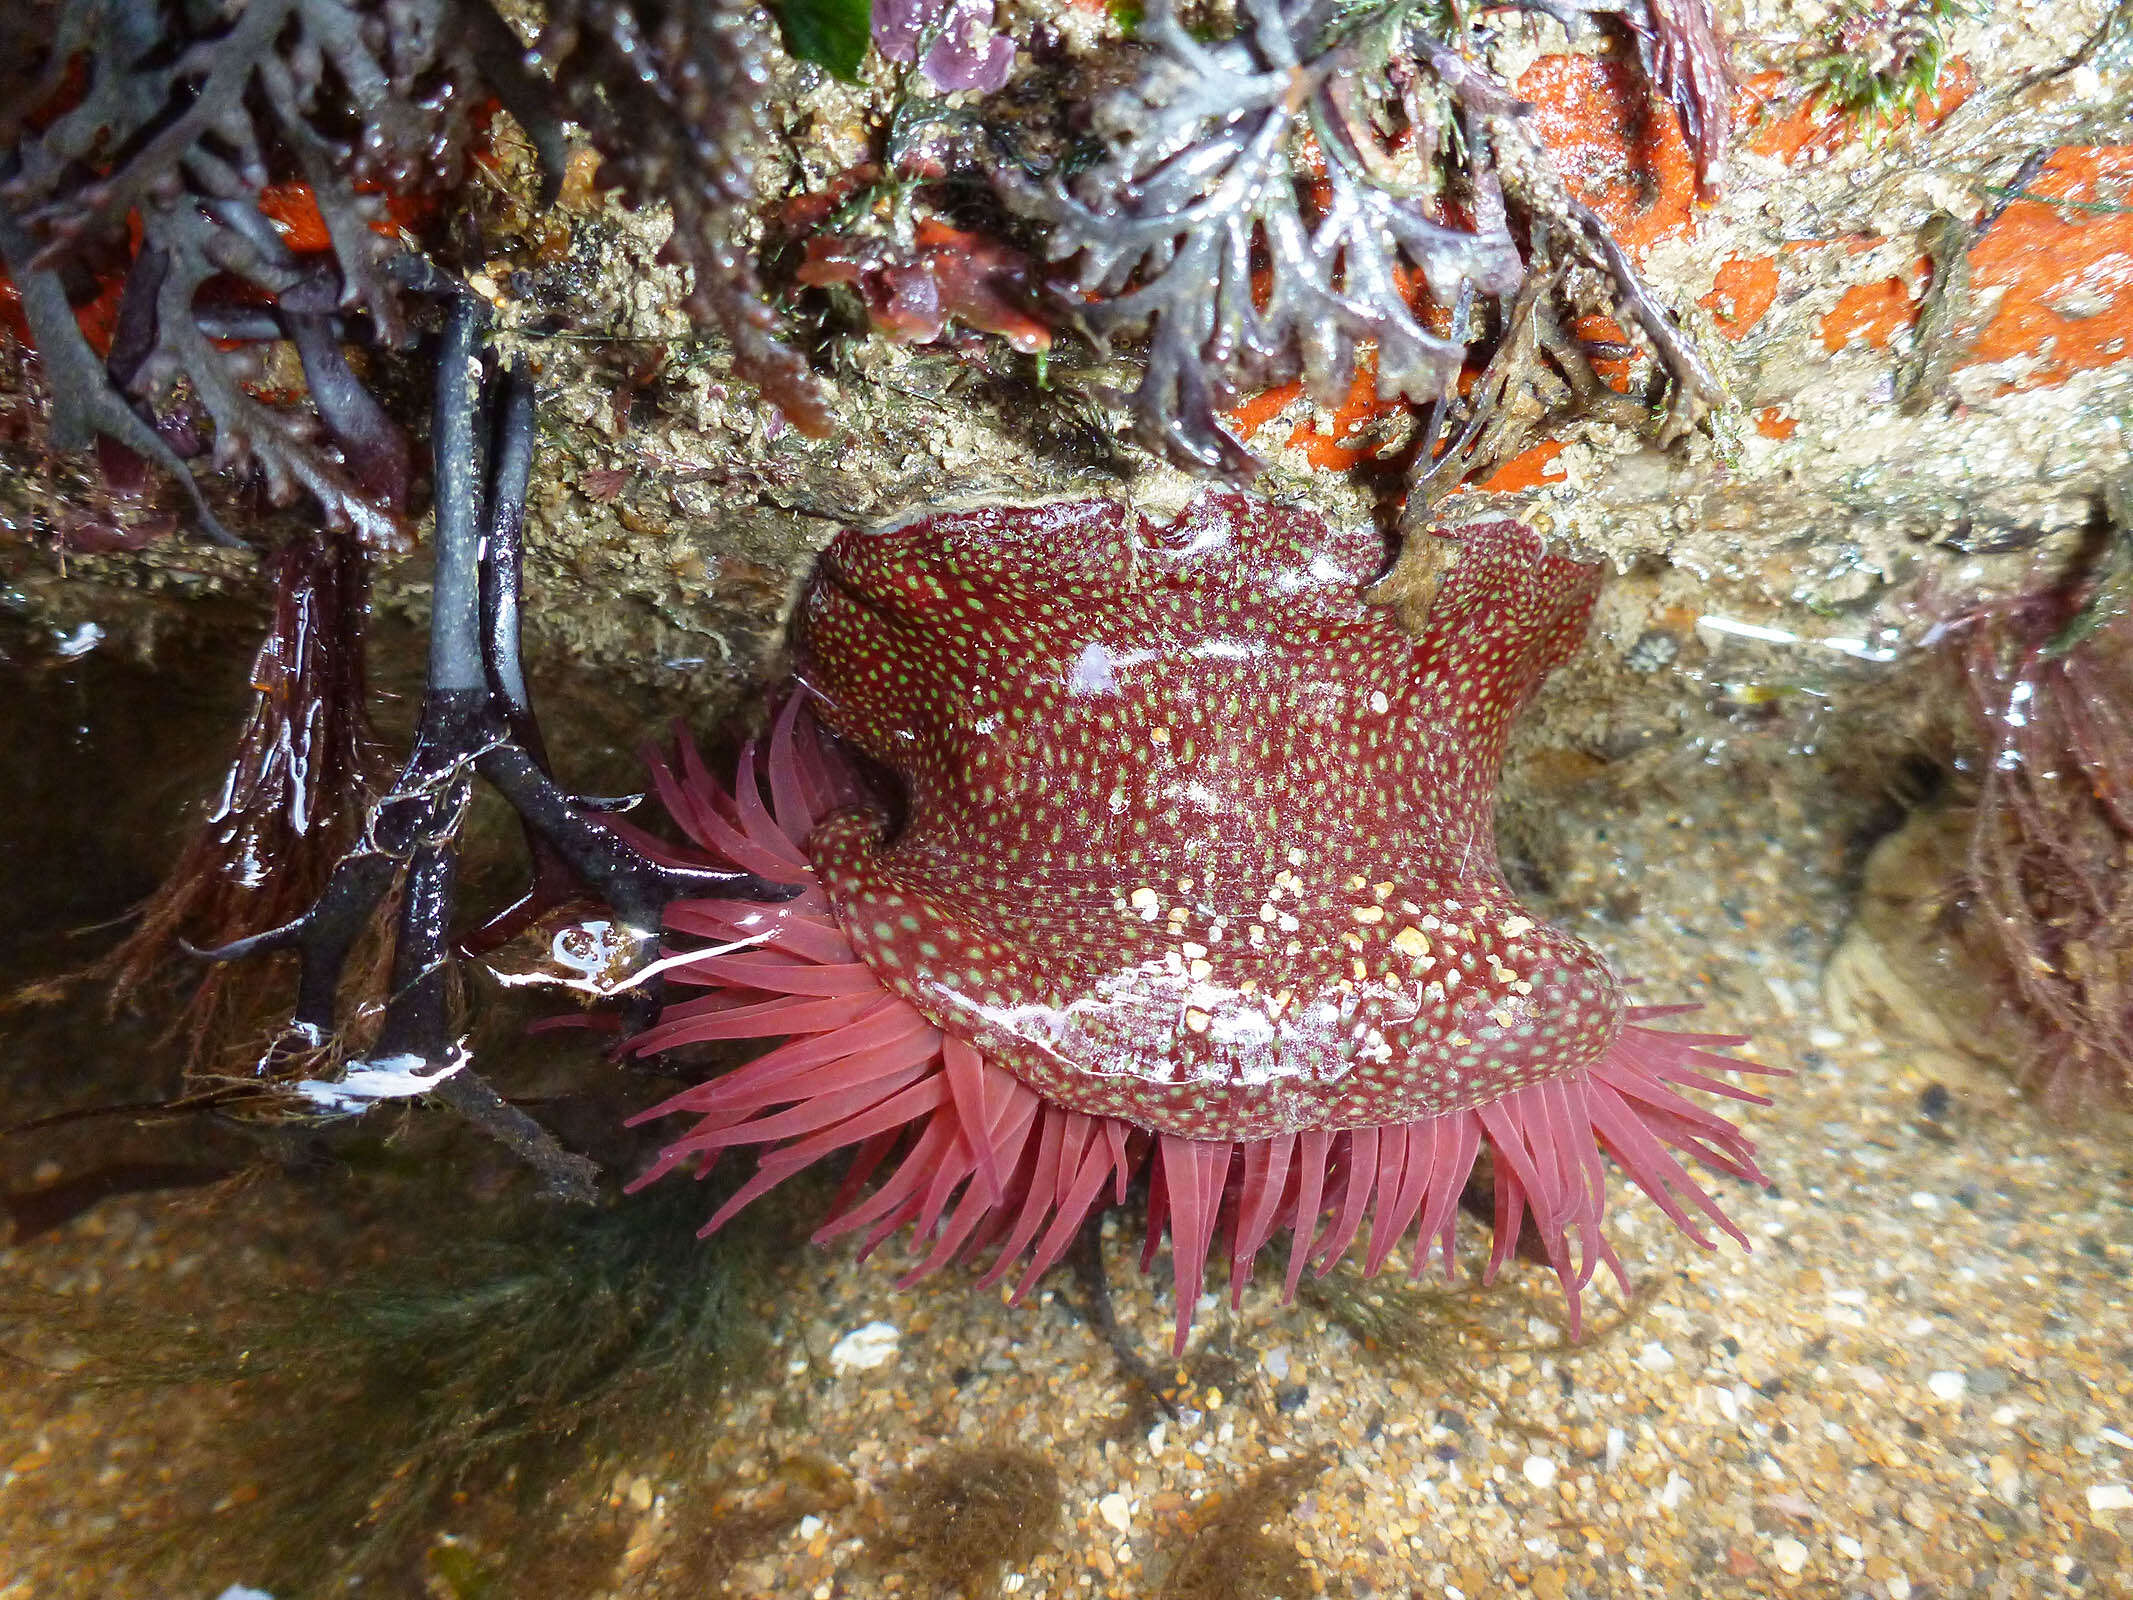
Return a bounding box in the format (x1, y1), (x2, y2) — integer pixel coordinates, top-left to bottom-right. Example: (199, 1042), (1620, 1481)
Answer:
(1945, 537), (2133, 1109)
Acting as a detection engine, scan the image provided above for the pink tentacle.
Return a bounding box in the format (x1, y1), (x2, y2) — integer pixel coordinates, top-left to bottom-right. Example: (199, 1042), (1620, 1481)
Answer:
(671, 1061), (933, 1155)
(1411, 1113), (1481, 1282)
(1485, 1160), (1528, 1285)
(767, 697), (817, 842)
(1584, 1081), (1733, 1248)
(828, 1128), (904, 1222)
(630, 1001), (931, 1119)
(1103, 1120), (1134, 1203)
(1283, 1129), (1333, 1302)
(943, 1036), (1006, 1204)
(1018, 1128), (1139, 1303)
(826, 1112), (965, 1251)
(664, 902), (853, 966)
(641, 746), (724, 859)
(1311, 1125), (1379, 1274)
(1364, 1121), (1434, 1278)
(1479, 1087), (1562, 1231)
(1160, 1136), (1228, 1354)
(599, 810), (700, 869)
(908, 1151), (1018, 1280)
(978, 1107), (1072, 1290)
(664, 1031), (941, 1139)
(731, 741), (807, 868)
(1232, 1133), (1294, 1305)
(679, 954), (884, 996)
(627, 991), (887, 1057)
(698, 1076), (951, 1234)
(670, 780), (803, 881)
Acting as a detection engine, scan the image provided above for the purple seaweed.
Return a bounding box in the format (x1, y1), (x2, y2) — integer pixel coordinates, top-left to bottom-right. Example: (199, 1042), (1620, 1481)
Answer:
(874, 0), (1015, 92)
(1004, 0), (1730, 482)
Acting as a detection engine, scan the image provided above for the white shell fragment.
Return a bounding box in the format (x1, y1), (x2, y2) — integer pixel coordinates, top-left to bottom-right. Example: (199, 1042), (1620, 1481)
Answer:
(826, 1321), (901, 1374)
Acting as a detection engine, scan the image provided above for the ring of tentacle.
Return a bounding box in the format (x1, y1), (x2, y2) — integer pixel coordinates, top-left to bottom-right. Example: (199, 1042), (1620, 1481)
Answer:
(622, 700), (1775, 1353)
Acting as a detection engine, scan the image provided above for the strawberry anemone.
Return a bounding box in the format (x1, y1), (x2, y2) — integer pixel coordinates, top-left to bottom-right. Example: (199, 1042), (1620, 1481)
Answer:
(624, 495), (1776, 1351)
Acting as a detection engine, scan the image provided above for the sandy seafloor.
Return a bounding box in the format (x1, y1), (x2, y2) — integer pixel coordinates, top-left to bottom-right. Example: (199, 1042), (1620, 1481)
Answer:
(624, 790), (2133, 1600)
(3, 728), (2129, 1600)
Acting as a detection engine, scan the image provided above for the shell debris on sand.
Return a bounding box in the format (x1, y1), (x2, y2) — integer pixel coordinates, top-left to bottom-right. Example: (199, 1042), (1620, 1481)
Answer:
(826, 1321), (901, 1375)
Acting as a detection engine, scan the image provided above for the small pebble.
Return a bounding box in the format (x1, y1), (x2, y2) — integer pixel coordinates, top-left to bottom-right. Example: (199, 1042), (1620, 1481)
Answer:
(1927, 1371), (1966, 1403)
(2086, 1484), (2133, 1515)
(1637, 1341), (1676, 1373)
(1772, 1537), (1809, 1576)
(1521, 1455), (1557, 1489)
(826, 1322), (900, 1374)
(1097, 1492), (1133, 1534)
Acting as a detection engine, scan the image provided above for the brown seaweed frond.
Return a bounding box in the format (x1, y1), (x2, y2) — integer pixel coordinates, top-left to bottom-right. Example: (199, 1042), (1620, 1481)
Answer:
(4, 0), (834, 541)
(648, 1456), (856, 1595)
(98, 528), (386, 1067)
(1405, 247), (1651, 505)
(875, 1447), (1063, 1599)
(0, 1181), (785, 1594)
(1947, 536), (2133, 1109)
(1157, 1450), (1331, 1600)
(1578, 0), (1735, 189)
